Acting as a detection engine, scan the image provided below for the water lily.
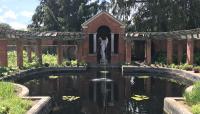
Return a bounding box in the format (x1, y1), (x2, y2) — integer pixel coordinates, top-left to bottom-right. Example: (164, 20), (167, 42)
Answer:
(131, 95), (149, 101)
(62, 96), (80, 102)
(49, 76), (60, 79)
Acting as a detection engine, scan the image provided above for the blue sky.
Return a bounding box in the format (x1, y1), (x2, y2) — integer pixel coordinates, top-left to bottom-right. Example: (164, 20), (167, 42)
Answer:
(0, 0), (110, 30)
(0, 0), (39, 30)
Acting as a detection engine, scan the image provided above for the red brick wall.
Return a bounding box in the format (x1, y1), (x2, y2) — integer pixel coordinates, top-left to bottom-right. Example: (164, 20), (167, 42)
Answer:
(81, 13), (126, 64)
(0, 40), (8, 67)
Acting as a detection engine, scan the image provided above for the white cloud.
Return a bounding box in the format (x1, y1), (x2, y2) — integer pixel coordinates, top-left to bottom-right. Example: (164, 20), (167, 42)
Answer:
(20, 11), (34, 18)
(10, 22), (27, 30)
(0, 9), (17, 21)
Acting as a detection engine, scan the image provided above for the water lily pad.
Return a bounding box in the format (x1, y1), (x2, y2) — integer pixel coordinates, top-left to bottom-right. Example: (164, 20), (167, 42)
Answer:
(62, 96), (80, 102)
(131, 96), (143, 101)
(137, 76), (150, 79)
(131, 95), (149, 101)
(49, 76), (60, 79)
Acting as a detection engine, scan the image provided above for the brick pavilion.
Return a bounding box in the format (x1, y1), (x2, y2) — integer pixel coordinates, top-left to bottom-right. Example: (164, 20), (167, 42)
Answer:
(0, 11), (200, 67)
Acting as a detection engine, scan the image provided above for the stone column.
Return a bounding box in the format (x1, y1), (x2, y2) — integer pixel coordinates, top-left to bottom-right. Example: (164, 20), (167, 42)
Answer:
(177, 41), (183, 64)
(36, 39), (42, 65)
(16, 39), (23, 68)
(0, 40), (8, 67)
(57, 41), (63, 65)
(111, 33), (114, 53)
(167, 39), (173, 64)
(126, 42), (132, 63)
(145, 39), (151, 65)
(93, 33), (97, 53)
(187, 37), (194, 65)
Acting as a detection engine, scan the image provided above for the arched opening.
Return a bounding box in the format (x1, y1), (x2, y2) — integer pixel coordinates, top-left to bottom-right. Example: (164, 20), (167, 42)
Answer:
(97, 26), (111, 64)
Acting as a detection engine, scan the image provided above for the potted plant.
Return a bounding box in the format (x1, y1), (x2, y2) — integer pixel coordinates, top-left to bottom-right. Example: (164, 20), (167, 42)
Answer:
(193, 66), (200, 73)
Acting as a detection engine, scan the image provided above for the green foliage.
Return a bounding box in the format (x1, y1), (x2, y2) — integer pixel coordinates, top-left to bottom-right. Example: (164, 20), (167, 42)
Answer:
(42, 53), (57, 66)
(70, 60), (78, 67)
(193, 66), (200, 72)
(182, 64), (193, 71)
(0, 82), (14, 98)
(184, 82), (200, 106)
(0, 23), (11, 29)
(0, 105), (9, 114)
(0, 82), (31, 114)
(132, 0), (200, 32)
(191, 104), (200, 114)
(29, 0), (99, 31)
(0, 97), (31, 114)
(0, 67), (18, 77)
(194, 52), (200, 65)
(153, 52), (166, 64)
(78, 60), (87, 66)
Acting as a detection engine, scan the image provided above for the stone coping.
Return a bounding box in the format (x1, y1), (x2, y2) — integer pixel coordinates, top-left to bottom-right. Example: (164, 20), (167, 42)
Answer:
(13, 83), (29, 97)
(0, 82), (52, 114)
(164, 97), (192, 114)
(0, 66), (87, 81)
(122, 65), (200, 82)
(25, 97), (52, 114)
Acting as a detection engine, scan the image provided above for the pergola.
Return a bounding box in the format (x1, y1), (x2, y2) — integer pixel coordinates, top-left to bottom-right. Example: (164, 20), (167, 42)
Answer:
(0, 27), (200, 67)
(125, 28), (200, 65)
(0, 28), (84, 68)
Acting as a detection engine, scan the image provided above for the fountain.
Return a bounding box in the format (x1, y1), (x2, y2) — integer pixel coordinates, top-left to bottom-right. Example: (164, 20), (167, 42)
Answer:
(90, 70), (114, 108)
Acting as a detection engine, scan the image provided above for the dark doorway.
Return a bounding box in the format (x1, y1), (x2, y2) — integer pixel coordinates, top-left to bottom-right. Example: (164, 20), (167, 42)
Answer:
(97, 26), (111, 63)
(133, 41), (145, 61)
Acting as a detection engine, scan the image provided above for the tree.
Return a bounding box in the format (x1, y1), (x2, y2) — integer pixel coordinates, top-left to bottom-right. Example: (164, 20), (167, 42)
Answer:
(0, 23), (11, 29)
(132, 0), (200, 32)
(28, 0), (99, 31)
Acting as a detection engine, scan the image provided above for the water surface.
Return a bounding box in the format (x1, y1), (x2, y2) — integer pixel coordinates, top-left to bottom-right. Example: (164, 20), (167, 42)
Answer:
(19, 69), (191, 114)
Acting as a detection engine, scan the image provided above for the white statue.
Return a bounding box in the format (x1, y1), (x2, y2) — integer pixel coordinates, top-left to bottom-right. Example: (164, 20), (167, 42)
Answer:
(99, 37), (108, 64)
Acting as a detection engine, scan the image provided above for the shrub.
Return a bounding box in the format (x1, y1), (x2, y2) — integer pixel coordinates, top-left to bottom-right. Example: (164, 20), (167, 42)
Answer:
(78, 61), (87, 66)
(182, 64), (193, 71)
(66, 61), (71, 66)
(153, 52), (166, 64)
(71, 60), (78, 66)
(42, 53), (57, 66)
(194, 52), (200, 65)
(184, 82), (200, 106)
(192, 104), (200, 114)
(193, 66), (200, 73)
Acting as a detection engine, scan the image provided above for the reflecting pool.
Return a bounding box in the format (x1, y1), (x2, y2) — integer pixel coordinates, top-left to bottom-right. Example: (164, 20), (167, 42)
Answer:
(18, 69), (192, 114)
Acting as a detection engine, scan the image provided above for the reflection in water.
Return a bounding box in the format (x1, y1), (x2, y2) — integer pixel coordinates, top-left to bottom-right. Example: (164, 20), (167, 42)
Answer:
(18, 69), (192, 114)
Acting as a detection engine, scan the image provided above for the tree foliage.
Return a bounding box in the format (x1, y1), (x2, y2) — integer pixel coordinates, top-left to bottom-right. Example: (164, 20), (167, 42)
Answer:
(28, 0), (99, 31)
(29, 0), (200, 32)
(0, 23), (11, 29)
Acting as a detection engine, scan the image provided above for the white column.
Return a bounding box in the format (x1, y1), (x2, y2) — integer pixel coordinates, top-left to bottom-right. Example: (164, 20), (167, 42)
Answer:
(93, 33), (97, 53)
(111, 33), (114, 53)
